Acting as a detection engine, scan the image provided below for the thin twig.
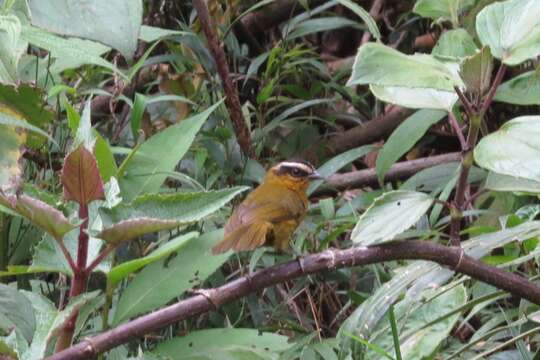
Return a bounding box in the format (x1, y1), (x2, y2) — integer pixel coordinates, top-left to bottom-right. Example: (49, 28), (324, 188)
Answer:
(480, 64), (507, 116)
(454, 86), (474, 118)
(86, 244), (117, 274)
(55, 237), (77, 272)
(447, 112), (467, 150)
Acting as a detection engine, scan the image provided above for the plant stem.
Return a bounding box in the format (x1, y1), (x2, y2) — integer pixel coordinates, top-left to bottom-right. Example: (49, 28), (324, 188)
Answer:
(388, 305), (402, 360)
(54, 204), (90, 353)
(0, 215), (9, 274)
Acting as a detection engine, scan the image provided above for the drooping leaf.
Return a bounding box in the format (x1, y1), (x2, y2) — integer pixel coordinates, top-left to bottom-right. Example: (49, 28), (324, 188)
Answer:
(0, 284), (35, 343)
(61, 145), (105, 205)
(476, 0), (540, 65)
(351, 191), (434, 246)
(474, 116), (540, 182)
(154, 328), (292, 359)
(347, 43), (464, 91)
(376, 110), (446, 183)
(118, 100), (223, 201)
(0, 193), (75, 240)
(413, 0), (476, 25)
(495, 71), (540, 105)
(432, 28), (478, 59)
(335, 0), (380, 40)
(28, 0), (142, 59)
(107, 232), (198, 288)
(0, 14), (27, 85)
(112, 230), (229, 325)
(98, 187), (247, 244)
(288, 17), (359, 39)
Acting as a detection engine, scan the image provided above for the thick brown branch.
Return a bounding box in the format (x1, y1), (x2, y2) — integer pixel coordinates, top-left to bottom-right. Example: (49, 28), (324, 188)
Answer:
(192, 0), (254, 158)
(317, 152), (461, 194)
(46, 239), (540, 360)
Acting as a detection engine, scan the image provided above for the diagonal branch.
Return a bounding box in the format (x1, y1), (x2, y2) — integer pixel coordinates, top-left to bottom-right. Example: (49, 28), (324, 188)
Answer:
(47, 240), (540, 360)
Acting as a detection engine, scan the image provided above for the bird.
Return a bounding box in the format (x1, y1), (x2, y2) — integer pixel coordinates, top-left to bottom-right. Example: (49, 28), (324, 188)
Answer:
(212, 160), (322, 254)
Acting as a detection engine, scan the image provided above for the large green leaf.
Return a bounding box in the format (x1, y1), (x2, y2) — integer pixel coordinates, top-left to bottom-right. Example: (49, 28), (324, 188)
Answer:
(495, 71), (540, 105)
(98, 187), (247, 244)
(154, 328), (292, 359)
(0, 284), (35, 343)
(28, 0), (142, 59)
(476, 0), (540, 65)
(413, 0), (476, 25)
(485, 172), (540, 194)
(369, 85), (458, 111)
(347, 43), (464, 91)
(118, 101), (222, 201)
(474, 116), (540, 182)
(376, 110), (446, 183)
(107, 232), (198, 288)
(432, 28), (478, 59)
(368, 285), (466, 359)
(351, 190), (434, 246)
(112, 230), (230, 325)
(0, 14), (27, 85)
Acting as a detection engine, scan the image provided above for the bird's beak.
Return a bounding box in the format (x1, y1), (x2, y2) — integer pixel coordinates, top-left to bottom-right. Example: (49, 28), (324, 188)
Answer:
(309, 171), (324, 180)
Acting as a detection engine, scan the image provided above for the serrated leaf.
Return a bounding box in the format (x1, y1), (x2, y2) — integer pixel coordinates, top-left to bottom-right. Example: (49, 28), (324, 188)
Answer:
(376, 110), (446, 183)
(495, 71), (540, 105)
(98, 187), (247, 244)
(474, 116), (540, 182)
(0, 193), (75, 240)
(112, 230), (230, 324)
(61, 145), (105, 205)
(476, 0), (540, 65)
(118, 100), (223, 201)
(28, 0), (142, 59)
(347, 43), (464, 91)
(154, 328), (292, 359)
(351, 191), (434, 246)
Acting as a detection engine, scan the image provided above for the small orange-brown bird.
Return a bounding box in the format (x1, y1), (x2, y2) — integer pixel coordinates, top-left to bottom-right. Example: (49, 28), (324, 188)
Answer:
(212, 161), (322, 254)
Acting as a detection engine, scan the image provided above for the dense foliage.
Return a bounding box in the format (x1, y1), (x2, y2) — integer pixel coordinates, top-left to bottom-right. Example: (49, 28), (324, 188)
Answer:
(1, 0), (540, 359)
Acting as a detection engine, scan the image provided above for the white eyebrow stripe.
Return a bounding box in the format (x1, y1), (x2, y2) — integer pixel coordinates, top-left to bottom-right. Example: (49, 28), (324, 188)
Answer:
(278, 162), (313, 173)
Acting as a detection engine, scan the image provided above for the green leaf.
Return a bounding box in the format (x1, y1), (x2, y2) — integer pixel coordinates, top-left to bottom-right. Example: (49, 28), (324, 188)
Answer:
(154, 328), (291, 359)
(432, 29), (478, 59)
(485, 172), (540, 194)
(460, 46), (493, 96)
(347, 43), (464, 91)
(107, 232), (198, 288)
(0, 14), (27, 85)
(495, 71), (540, 105)
(0, 106), (53, 143)
(474, 116), (540, 182)
(0, 284), (35, 343)
(20, 25), (124, 78)
(368, 285), (467, 360)
(370, 85), (458, 111)
(98, 187), (247, 244)
(476, 0), (540, 65)
(139, 25), (188, 42)
(118, 100), (223, 201)
(308, 144), (376, 195)
(376, 110), (446, 183)
(0, 107), (25, 191)
(335, 0), (380, 40)
(288, 17), (359, 39)
(351, 190), (433, 246)
(112, 230), (230, 325)
(0, 194), (75, 240)
(28, 0), (142, 59)
(413, 0), (476, 25)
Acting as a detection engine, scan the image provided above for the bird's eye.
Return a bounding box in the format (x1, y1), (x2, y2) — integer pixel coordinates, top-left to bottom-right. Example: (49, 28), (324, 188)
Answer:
(291, 168), (301, 176)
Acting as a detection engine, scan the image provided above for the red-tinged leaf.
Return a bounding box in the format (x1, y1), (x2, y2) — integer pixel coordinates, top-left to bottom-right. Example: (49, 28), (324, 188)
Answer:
(0, 193), (76, 240)
(97, 218), (183, 244)
(61, 145), (105, 205)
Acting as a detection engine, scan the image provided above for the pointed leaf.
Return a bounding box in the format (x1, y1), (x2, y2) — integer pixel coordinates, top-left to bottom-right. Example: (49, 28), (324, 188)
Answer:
(61, 145), (105, 205)
(376, 110), (446, 183)
(432, 29), (477, 59)
(460, 47), (493, 96)
(118, 100), (223, 201)
(112, 230), (230, 324)
(474, 116), (540, 182)
(98, 187), (247, 244)
(495, 71), (540, 105)
(28, 0), (142, 59)
(351, 190), (434, 246)
(0, 193), (75, 240)
(476, 0), (540, 65)
(347, 43), (463, 91)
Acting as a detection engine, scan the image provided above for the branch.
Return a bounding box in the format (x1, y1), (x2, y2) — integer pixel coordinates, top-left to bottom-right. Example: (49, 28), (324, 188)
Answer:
(46, 239), (540, 360)
(192, 0), (255, 158)
(317, 152), (461, 194)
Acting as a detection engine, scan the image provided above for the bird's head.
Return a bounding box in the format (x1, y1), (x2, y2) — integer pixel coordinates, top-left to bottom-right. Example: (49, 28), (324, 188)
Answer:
(265, 160), (323, 192)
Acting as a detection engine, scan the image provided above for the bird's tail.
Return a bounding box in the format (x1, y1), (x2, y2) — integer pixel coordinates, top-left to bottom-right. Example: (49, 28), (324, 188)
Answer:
(211, 221), (273, 254)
